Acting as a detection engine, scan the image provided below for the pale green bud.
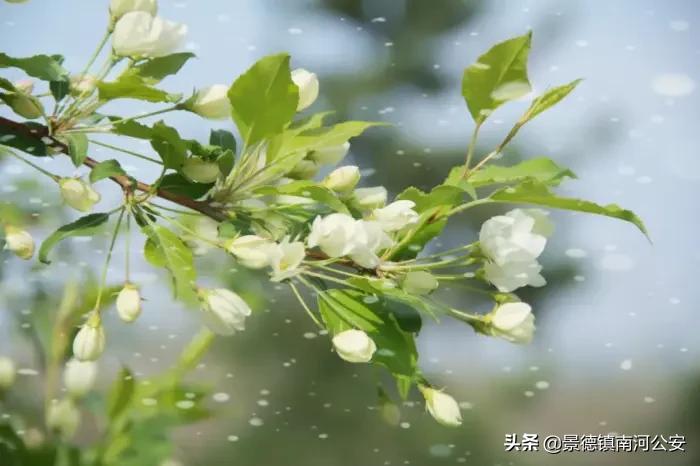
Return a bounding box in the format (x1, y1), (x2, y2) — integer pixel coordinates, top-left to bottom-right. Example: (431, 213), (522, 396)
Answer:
(116, 283), (142, 323)
(308, 142), (350, 166)
(322, 165), (360, 193)
(3, 225), (34, 260)
(72, 314), (106, 361)
(420, 386), (462, 427)
(46, 398), (80, 438)
(59, 178), (101, 212)
(182, 157), (220, 183)
(63, 358), (98, 399)
(401, 271), (438, 295)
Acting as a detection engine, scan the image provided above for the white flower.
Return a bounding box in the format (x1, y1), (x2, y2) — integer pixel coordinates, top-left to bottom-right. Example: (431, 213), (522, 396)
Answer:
(373, 200), (419, 232)
(116, 283), (142, 323)
(489, 302), (535, 344)
(182, 157), (220, 183)
(322, 165), (360, 193)
(353, 186), (387, 209)
(109, 0), (157, 21)
(63, 358), (98, 399)
(348, 220), (393, 268)
(307, 213), (357, 257)
(269, 238), (305, 281)
(3, 225), (34, 260)
(225, 235), (276, 269)
(402, 271), (438, 295)
(113, 11), (187, 58)
(69, 74), (97, 96)
(479, 208), (552, 266)
(198, 288), (252, 336)
(46, 399), (80, 438)
(291, 68), (319, 111)
(308, 142), (350, 166)
(332, 329), (376, 363)
(72, 315), (106, 361)
(483, 259), (545, 292)
(189, 84), (231, 120)
(421, 387), (462, 427)
(0, 356), (16, 389)
(59, 178), (100, 212)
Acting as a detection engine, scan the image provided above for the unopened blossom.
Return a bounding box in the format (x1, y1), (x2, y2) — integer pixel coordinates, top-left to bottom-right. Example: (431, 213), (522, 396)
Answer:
(182, 157), (220, 183)
(46, 399), (80, 438)
(421, 387), (462, 427)
(348, 220), (393, 269)
(69, 74), (97, 96)
(0, 356), (16, 389)
(113, 11), (187, 58)
(225, 235), (276, 269)
(353, 186), (387, 209)
(484, 259), (545, 292)
(488, 302), (535, 344)
(332, 329), (376, 363)
(479, 208), (552, 266)
(308, 142), (350, 166)
(291, 68), (319, 111)
(197, 288), (252, 336)
(189, 84), (231, 120)
(322, 165), (360, 193)
(307, 213), (357, 257)
(109, 0), (157, 21)
(63, 358), (98, 399)
(3, 225), (34, 260)
(72, 314), (106, 361)
(59, 178), (100, 212)
(288, 159), (319, 180)
(401, 271), (438, 295)
(373, 200), (419, 232)
(269, 238), (305, 281)
(116, 283), (142, 323)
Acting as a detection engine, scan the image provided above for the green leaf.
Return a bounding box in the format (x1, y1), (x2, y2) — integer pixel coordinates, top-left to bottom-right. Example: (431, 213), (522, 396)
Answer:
(112, 119), (154, 139)
(461, 157), (576, 188)
(209, 129), (236, 152)
(121, 52), (195, 84)
(0, 52), (68, 81)
(216, 149), (235, 176)
(98, 77), (181, 103)
(144, 238), (166, 267)
(398, 185), (464, 213)
(490, 180), (648, 236)
(141, 224), (197, 301)
(39, 213), (111, 263)
(0, 122), (48, 156)
(63, 133), (88, 167)
(462, 32), (532, 122)
(228, 53), (298, 146)
(524, 79), (582, 122)
(49, 79), (70, 102)
(287, 121), (384, 153)
(255, 180), (348, 213)
(108, 366), (135, 420)
(90, 159), (127, 183)
(158, 173), (212, 198)
(150, 121), (189, 169)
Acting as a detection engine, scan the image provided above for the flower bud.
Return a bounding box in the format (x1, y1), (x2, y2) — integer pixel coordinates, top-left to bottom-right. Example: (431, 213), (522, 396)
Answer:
(373, 200), (419, 232)
(225, 235), (275, 269)
(0, 356), (16, 389)
(288, 159), (319, 179)
(59, 178), (101, 212)
(3, 225), (34, 260)
(421, 386), (462, 427)
(109, 0), (157, 21)
(116, 283), (142, 323)
(63, 358), (98, 399)
(1, 92), (44, 119)
(46, 398), (80, 438)
(291, 68), (319, 111)
(13, 79), (34, 94)
(332, 329), (376, 363)
(197, 288), (252, 336)
(401, 271), (438, 295)
(69, 74), (97, 96)
(322, 165), (360, 193)
(182, 157), (220, 183)
(352, 186), (387, 209)
(308, 142), (350, 166)
(188, 84), (230, 119)
(72, 314), (106, 361)
(488, 302), (535, 344)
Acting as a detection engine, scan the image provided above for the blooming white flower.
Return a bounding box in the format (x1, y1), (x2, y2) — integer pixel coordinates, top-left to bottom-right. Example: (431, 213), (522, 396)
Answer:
(308, 142), (350, 166)
(3, 225), (34, 260)
(198, 288), (252, 336)
(483, 259), (545, 292)
(189, 84), (231, 120)
(479, 208), (552, 266)
(353, 186), (387, 209)
(348, 220), (393, 268)
(109, 0), (157, 21)
(69, 74), (97, 96)
(46, 398), (80, 438)
(116, 283), (142, 323)
(421, 387), (462, 427)
(401, 271), (438, 295)
(332, 329), (376, 363)
(63, 358), (98, 399)
(112, 11), (187, 58)
(307, 213), (357, 257)
(0, 356), (16, 389)
(269, 238), (305, 281)
(182, 157), (220, 183)
(373, 200), (419, 232)
(72, 315), (106, 361)
(291, 68), (319, 111)
(489, 302), (535, 344)
(322, 165), (360, 193)
(59, 178), (100, 212)
(225, 235), (276, 269)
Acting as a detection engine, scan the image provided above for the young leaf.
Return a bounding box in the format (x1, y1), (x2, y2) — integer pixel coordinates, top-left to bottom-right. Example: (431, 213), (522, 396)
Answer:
(112, 119), (154, 139)
(150, 121), (189, 169)
(121, 52), (196, 84)
(63, 133), (89, 167)
(98, 77), (181, 103)
(89, 159), (127, 183)
(209, 129), (236, 152)
(141, 224), (197, 301)
(39, 213), (111, 263)
(0, 52), (68, 81)
(286, 121), (384, 153)
(462, 32), (532, 122)
(158, 173), (213, 198)
(464, 157), (576, 187)
(523, 79), (582, 122)
(228, 53), (298, 146)
(255, 180), (349, 213)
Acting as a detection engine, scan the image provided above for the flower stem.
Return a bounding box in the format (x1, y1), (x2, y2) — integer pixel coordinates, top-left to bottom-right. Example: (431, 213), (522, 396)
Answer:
(289, 281), (323, 329)
(90, 139), (163, 164)
(94, 207), (126, 310)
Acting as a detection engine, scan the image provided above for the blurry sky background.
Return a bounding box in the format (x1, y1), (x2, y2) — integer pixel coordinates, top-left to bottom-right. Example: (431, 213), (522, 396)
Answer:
(1, 0), (699, 465)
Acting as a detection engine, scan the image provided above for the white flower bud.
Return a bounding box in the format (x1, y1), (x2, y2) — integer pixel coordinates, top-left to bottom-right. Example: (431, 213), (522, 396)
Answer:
(198, 288), (252, 336)
(332, 329), (376, 363)
(291, 68), (319, 111)
(13, 79), (34, 94)
(109, 0), (157, 21)
(69, 74), (97, 96)
(352, 186), (387, 209)
(58, 178), (101, 212)
(308, 142), (350, 166)
(322, 165), (360, 193)
(113, 11), (187, 58)
(225, 235), (275, 269)
(269, 238), (306, 282)
(63, 358), (98, 399)
(189, 84), (231, 120)
(72, 314), (106, 361)
(401, 271), (438, 295)
(116, 283), (142, 323)
(307, 213), (357, 258)
(46, 398), (80, 438)
(3, 225), (34, 260)
(421, 387), (462, 427)
(0, 356), (16, 389)
(373, 200), (419, 232)
(488, 302), (535, 344)
(182, 157), (220, 183)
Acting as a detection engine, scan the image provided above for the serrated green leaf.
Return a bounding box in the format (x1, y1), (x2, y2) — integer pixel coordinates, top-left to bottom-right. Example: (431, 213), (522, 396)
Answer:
(524, 79), (582, 122)
(228, 53), (298, 146)
(463, 157), (576, 187)
(111, 119), (154, 139)
(0, 52), (68, 81)
(209, 129), (236, 152)
(89, 159), (127, 183)
(121, 52), (195, 85)
(141, 224), (197, 301)
(98, 77), (181, 103)
(462, 32), (532, 122)
(108, 366), (135, 420)
(63, 133), (88, 167)
(39, 213), (110, 263)
(158, 173), (212, 198)
(287, 121), (384, 153)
